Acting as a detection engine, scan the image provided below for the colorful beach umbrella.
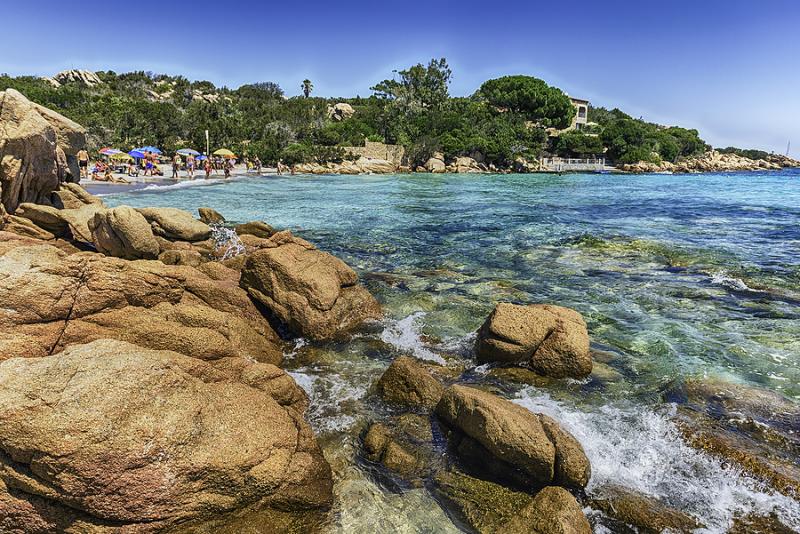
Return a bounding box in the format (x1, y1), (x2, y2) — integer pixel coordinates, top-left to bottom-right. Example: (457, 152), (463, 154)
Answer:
(213, 148), (235, 157)
(176, 148), (200, 156)
(197, 155), (208, 160)
(136, 146), (162, 154)
(110, 152), (133, 160)
(128, 150), (145, 159)
(99, 147), (121, 155)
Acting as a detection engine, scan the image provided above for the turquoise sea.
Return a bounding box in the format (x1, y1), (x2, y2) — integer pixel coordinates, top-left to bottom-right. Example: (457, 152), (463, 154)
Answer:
(105, 171), (800, 532)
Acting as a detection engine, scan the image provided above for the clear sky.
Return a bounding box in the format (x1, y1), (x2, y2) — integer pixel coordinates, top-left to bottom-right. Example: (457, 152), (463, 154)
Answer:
(2, 0), (798, 155)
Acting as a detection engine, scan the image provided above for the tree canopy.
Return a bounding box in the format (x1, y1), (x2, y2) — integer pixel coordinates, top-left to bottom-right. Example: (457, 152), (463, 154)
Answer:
(477, 75), (575, 129)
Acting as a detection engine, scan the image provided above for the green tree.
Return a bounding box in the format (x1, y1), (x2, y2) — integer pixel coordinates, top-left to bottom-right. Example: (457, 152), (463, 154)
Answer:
(301, 79), (313, 98)
(371, 58), (452, 112)
(477, 75), (575, 129)
(553, 131), (605, 157)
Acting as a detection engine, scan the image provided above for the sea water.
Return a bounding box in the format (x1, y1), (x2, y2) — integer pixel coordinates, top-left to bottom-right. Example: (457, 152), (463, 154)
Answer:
(106, 170), (800, 532)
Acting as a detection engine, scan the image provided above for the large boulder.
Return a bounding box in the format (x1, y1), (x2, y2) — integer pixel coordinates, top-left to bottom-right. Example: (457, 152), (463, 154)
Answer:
(198, 206), (225, 225)
(235, 220), (275, 238)
(376, 355), (444, 409)
(15, 201), (103, 243)
(0, 243), (282, 364)
(508, 486), (592, 534)
(89, 205), (160, 260)
(424, 152), (447, 173)
(475, 303), (592, 379)
(0, 89), (86, 213)
(53, 69), (104, 88)
(327, 102), (355, 121)
(136, 206), (212, 242)
(355, 157), (396, 174)
(435, 385), (590, 490)
(0, 339), (332, 532)
(240, 230), (381, 340)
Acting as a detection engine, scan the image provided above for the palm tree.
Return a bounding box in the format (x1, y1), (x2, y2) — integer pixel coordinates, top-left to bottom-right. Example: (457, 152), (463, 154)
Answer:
(301, 79), (313, 98)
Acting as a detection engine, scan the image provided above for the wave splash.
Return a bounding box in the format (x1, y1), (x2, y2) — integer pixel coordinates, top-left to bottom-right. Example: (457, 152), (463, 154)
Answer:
(380, 312), (446, 364)
(513, 390), (800, 533)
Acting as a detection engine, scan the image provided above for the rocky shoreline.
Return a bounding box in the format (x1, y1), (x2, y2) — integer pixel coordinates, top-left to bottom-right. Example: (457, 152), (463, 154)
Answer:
(1, 90), (798, 533)
(288, 149), (800, 176)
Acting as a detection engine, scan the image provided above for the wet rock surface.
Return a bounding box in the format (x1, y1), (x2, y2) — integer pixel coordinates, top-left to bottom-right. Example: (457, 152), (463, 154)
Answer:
(375, 355), (445, 409)
(475, 303), (592, 379)
(435, 385), (590, 490)
(588, 484), (701, 533)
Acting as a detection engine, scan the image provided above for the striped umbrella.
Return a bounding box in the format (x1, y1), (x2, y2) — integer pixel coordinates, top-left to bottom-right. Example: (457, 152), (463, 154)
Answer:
(99, 147), (121, 155)
(176, 148), (200, 156)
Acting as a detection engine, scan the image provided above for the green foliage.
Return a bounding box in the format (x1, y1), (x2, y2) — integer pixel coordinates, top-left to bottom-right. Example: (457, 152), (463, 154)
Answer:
(718, 146), (770, 160)
(477, 75), (575, 129)
(600, 115), (708, 164)
(1, 62), (715, 168)
(553, 131), (604, 157)
(371, 58), (452, 112)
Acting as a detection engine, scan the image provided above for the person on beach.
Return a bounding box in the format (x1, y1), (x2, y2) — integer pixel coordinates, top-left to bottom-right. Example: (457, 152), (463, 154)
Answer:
(204, 158), (212, 179)
(224, 158), (232, 178)
(77, 149), (89, 179)
(144, 151), (153, 176)
(254, 156), (261, 173)
(127, 161), (139, 177)
(187, 154), (195, 180)
(172, 153), (181, 179)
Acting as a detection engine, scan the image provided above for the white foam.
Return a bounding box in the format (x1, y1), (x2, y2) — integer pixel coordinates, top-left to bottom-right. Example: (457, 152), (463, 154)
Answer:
(210, 225), (245, 259)
(288, 369), (367, 433)
(137, 178), (228, 192)
(513, 390), (800, 533)
(710, 271), (761, 293)
(380, 312), (446, 364)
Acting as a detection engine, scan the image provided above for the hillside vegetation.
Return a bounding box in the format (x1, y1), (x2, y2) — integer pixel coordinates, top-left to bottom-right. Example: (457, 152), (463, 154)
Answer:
(1, 60), (710, 167)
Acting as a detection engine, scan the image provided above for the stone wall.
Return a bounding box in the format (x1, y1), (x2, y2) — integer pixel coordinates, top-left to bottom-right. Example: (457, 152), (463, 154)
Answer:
(343, 141), (406, 166)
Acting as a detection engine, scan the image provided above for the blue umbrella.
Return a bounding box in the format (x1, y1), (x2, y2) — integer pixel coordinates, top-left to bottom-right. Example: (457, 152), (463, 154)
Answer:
(176, 148), (200, 156)
(136, 146), (162, 154)
(197, 155), (208, 160)
(129, 150), (145, 159)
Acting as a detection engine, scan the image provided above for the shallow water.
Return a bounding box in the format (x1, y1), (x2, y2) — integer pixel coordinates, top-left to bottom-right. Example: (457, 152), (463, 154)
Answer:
(106, 170), (800, 532)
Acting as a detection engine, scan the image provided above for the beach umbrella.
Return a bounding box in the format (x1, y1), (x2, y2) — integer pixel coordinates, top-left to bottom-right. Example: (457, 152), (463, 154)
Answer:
(99, 147), (121, 155)
(128, 150), (145, 159)
(197, 155), (208, 160)
(213, 148), (236, 158)
(176, 148), (200, 156)
(135, 146), (162, 154)
(110, 152), (133, 160)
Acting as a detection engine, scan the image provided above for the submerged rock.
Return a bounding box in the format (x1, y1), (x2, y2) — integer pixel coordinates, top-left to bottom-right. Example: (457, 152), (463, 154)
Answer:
(665, 378), (800, 496)
(89, 205), (160, 260)
(0, 339), (332, 532)
(475, 303), (592, 379)
(240, 230), (381, 340)
(376, 355), (445, 409)
(0, 243), (282, 363)
(136, 206), (211, 242)
(433, 469), (535, 534)
(435, 385), (590, 490)
(588, 484), (701, 533)
(434, 471), (590, 534)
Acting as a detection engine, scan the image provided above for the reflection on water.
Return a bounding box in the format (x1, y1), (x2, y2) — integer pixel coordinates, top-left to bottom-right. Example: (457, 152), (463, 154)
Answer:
(107, 170), (800, 531)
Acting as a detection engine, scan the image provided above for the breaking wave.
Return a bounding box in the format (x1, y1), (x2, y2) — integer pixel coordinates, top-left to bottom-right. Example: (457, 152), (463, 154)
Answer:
(513, 390), (800, 533)
(380, 312), (446, 364)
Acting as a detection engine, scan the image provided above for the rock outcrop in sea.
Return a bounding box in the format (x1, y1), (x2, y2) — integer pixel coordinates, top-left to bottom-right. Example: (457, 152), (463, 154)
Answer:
(621, 149), (800, 173)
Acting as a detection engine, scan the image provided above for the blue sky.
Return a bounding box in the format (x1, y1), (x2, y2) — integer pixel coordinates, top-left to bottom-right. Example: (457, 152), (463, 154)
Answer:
(2, 0), (798, 155)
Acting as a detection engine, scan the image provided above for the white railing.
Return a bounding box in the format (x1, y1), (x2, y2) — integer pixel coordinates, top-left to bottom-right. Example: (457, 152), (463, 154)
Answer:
(539, 157), (607, 171)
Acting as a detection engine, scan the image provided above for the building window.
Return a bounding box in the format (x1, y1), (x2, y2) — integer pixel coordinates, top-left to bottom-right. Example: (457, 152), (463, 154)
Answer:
(576, 123), (584, 130)
(578, 106), (586, 118)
